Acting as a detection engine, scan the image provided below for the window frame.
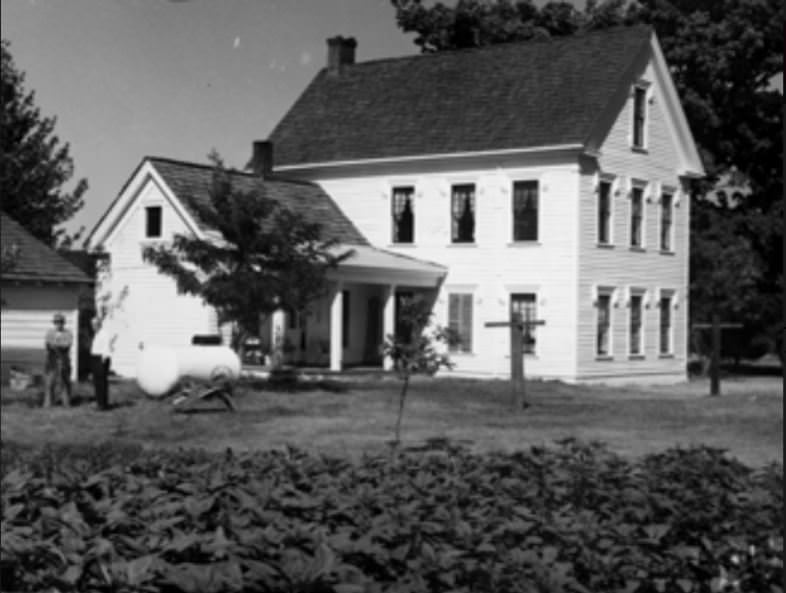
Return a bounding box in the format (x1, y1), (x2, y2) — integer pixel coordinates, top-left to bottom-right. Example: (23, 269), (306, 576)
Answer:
(595, 287), (615, 358)
(628, 289), (646, 357)
(511, 180), (539, 243)
(510, 292), (538, 355)
(391, 185), (415, 244)
(597, 177), (614, 246)
(447, 292), (474, 354)
(145, 205), (163, 239)
(658, 290), (674, 356)
(631, 82), (650, 150)
(450, 183), (476, 244)
(629, 181), (646, 249)
(659, 190), (674, 252)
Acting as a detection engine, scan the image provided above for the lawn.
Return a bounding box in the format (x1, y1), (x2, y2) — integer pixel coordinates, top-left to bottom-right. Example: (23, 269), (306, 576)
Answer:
(1, 373), (782, 466)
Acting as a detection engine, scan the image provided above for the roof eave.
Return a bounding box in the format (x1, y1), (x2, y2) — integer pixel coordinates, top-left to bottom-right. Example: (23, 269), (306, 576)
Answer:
(275, 144), (586, 173)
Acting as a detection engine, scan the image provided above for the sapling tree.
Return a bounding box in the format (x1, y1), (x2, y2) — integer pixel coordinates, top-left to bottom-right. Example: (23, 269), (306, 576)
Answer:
(381, 294), (456, 447)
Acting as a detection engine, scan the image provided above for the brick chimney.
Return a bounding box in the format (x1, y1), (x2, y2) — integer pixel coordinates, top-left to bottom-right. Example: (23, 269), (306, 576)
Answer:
(327, 36), (357, 74)
(250, 140), (273, 177)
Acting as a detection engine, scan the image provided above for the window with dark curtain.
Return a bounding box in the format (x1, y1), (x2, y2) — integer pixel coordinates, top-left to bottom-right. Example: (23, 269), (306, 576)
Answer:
(512, 181), (538, 242)
(451, 184), (475, 243)
(391, 187), (414, 243)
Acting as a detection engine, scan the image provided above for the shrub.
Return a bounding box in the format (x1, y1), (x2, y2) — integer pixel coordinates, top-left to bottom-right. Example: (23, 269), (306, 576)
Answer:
(1, 439), (782, 592)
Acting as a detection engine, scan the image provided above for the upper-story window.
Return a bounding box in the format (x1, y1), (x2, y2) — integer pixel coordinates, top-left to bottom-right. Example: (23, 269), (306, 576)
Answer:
(391, 186), (414, 244)
(597, 179), (612, 245)
(660, 191), (674, 252)
(630, 184), (644, 248)
(451, 184), (475, 243)
(145, 205), (162, 238)
(512, 180), (538, 242)
(632, 84), (648, 149)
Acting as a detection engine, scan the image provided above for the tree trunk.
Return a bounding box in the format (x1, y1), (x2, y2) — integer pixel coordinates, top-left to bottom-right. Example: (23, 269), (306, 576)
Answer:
(393, 374), (410, 446)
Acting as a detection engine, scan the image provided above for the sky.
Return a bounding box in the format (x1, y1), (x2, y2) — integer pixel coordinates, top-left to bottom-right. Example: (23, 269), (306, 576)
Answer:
(1, 0), (420, 239)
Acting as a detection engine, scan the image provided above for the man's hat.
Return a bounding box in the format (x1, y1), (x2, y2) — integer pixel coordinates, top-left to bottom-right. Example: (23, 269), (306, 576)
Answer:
(53, 313), (65, 323)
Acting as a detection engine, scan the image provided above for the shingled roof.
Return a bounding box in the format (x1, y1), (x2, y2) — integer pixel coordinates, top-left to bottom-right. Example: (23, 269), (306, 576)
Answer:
(1, 214), (91, 284)
(270, 25), (653, 167)
(148, 158), (368, 245)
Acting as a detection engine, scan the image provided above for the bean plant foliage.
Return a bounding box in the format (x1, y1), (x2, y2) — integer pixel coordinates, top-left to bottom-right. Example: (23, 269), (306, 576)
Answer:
(1, 440), (782, 592)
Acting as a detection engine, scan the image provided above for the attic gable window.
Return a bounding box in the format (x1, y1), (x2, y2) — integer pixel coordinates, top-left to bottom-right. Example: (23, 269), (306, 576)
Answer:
(391, 186), (414, 244)
(145, 206), (162, 238)
(451, 184), (475, 243)
(631, 84), (649, 150)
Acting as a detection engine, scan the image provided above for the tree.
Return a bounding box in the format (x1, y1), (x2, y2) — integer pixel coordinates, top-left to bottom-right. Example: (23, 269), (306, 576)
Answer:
(142, 153), (351, 355)
(381, 295), (455, 447)
(1, 39), (87, 246)
(391, 0), (784, 357)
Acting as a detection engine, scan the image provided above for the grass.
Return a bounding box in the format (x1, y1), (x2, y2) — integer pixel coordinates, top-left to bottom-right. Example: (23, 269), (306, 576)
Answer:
(1, 373), (782, 466)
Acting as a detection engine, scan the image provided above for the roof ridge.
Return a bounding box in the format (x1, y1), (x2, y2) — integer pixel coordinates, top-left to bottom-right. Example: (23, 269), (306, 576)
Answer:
(146, 156), (257, 178)
(337, 24), (651, 71)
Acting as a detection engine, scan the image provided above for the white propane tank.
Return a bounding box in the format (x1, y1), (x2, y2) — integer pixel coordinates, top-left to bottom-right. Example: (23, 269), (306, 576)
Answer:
(136, 345), (241, 398)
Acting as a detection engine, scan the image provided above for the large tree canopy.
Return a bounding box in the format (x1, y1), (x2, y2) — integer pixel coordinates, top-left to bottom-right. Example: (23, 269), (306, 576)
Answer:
(142, 154), (351, 349)
(392, 0), (784, 355)
(1, 39), (87, 246)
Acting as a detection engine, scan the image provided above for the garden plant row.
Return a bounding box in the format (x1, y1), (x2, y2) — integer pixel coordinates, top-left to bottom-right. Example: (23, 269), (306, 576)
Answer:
(1, 439), (782, 592)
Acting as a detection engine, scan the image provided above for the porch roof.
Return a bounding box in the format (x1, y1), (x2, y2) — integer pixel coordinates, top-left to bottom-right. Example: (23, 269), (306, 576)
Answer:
(330, 244), (446, 287)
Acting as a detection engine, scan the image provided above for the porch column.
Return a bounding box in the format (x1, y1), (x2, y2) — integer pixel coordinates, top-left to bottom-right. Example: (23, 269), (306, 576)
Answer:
(382, 284), (396, 370)
(270, 308), (286, 368)
(329, 282), (344, 371)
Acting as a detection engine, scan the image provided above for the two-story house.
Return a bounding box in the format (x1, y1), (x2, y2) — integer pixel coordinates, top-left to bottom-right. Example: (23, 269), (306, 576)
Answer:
(88, 25), (703, 383)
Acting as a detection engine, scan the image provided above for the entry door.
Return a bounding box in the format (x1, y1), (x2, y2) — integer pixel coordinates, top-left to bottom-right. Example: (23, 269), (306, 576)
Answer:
(395, 291), (414, 343)
(363, 296), (383, 365)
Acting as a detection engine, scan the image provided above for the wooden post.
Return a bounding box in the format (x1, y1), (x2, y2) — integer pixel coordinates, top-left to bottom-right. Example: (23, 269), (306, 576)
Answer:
(510, 311), (524, 410)
(710, 312), (721, 396)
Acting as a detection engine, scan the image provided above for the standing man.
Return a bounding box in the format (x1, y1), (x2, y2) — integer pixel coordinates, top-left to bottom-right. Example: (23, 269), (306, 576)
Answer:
(43, 313), (73, 407)
(90, 316), (112, 410)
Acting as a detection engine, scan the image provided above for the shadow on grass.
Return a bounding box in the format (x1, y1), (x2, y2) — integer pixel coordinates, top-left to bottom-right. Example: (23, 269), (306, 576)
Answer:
(237, 376), (351, 394)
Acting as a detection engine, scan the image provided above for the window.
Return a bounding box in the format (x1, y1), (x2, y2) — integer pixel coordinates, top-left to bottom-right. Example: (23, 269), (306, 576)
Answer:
(632, 86), (647, 149)
(145, 206), (162, 238)
(630, 186), (644, 248)
(451, 184), (475, 243)
(598, 180), (612, 245)
(342, 290), (350, 348)
(629, 293), (643, 356)
(512, 181), (538, 242)
(391, 186), (414, 243)
(511, 293), (537, 354)
(596, 292), (612, 357)
(660, 192), (673, 251)
(659, 294), (672, 355)
(448, 293), (473, 353)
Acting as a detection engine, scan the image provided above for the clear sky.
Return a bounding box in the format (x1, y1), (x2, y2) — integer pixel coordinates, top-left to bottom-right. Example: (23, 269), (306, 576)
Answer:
(1, 0), (420, 239)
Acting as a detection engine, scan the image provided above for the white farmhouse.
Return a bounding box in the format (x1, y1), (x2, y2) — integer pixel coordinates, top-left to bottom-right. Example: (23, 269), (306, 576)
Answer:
(88, 25), (703, 383)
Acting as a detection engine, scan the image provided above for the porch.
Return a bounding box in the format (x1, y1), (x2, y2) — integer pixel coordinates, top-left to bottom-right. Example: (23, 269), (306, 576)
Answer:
(260, 245), (446, 371)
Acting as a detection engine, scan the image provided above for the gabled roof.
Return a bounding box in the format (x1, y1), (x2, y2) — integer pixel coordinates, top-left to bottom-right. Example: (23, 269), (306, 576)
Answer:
(149, 158), (369, 245)
(0, 214), (91, 284)
(270, 25), (654, 167)
(88, 157), (369, 247)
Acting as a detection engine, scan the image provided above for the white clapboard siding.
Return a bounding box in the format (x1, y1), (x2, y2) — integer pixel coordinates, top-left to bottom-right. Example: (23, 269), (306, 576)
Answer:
(1, 309), (78, 380)
(576, 59), (688, 382)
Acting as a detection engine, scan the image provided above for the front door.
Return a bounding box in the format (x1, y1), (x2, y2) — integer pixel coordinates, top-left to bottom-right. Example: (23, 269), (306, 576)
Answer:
(394, 291), (415, 343)
(363, 296), (383, 365)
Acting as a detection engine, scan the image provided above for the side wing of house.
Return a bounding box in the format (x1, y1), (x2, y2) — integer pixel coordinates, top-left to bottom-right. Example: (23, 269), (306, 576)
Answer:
(89, 161), (218, 377)
(576, 34), (703, 383)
